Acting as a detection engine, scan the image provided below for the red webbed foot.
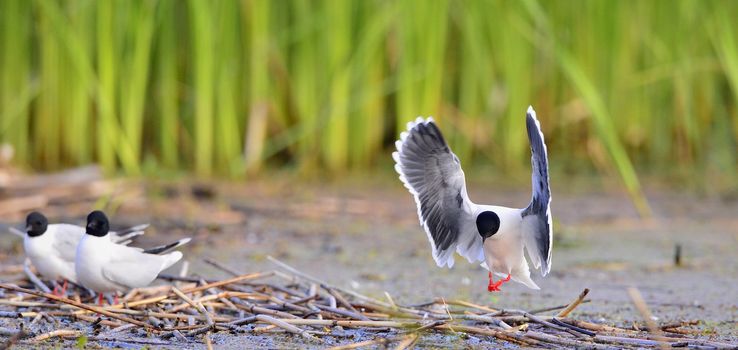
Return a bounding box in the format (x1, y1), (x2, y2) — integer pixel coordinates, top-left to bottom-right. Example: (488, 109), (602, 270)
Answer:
(487, 273), (512, 292)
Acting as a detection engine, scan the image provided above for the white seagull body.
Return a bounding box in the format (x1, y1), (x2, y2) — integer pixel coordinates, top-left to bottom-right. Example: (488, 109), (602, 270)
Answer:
(393, 106), (552, 291)
(76, 236), (186, 292)
(76, 211), (189, 293)
(18, 214), (148, 284)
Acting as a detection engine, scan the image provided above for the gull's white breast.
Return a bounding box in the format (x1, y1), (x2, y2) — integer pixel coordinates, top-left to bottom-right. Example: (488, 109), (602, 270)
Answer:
(476, 205), (522, 273)
(75, 235), (120, 292)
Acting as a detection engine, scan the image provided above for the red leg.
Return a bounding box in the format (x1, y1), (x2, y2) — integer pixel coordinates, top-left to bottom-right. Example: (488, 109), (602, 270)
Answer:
(494, 274), (511, 291)
(487, 272), (497, 292)
(52, 284), (60, 296)
(60, 280), (68, 296)
(97, 293), (104, 306)
(113, 294), (119, 305)
(487, 273), (512, 292)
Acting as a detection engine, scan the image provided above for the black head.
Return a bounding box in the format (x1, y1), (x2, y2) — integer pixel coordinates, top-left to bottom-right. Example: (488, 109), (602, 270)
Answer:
(25, 212), (48, 237)
(86, 210), (110, 237)
(476, 211), (500, 241)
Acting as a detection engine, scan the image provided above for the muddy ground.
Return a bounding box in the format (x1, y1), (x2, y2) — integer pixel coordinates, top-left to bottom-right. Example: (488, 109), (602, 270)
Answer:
(1, 174), (737, 348)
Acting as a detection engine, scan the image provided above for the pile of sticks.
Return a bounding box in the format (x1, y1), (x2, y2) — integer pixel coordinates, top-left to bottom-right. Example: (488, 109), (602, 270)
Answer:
(0, 256), (733, 349)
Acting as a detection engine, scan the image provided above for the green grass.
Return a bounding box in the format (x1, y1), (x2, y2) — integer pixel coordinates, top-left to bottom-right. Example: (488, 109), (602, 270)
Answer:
(155, 0), (180, 169)
(1, 0), (738, 216)
(189, 0), (216, 177)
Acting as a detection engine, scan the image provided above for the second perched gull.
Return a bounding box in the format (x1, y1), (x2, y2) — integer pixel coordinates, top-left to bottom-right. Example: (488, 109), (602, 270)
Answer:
(76, 211), (190, 304)
(17, 211), (147, 294)
(393, 106), (552, 291)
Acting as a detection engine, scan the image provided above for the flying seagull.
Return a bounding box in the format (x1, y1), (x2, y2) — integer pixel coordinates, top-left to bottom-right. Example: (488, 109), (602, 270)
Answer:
(15, 211), (148, 295)
(392, 106), (552, 291)
(76, 210), (190, 305)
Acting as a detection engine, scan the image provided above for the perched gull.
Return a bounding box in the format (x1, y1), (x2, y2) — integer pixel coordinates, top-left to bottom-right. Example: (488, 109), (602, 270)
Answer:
(393, 106), (552, 291)
(15, 211), (148, 295)
(76, 211), (190, 304)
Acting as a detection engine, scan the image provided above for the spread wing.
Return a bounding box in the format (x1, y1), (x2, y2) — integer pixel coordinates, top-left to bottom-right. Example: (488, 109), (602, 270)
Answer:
(393, 117), (483, 268)
(102, 245), (182, 289)
(521, 106), (553, 276)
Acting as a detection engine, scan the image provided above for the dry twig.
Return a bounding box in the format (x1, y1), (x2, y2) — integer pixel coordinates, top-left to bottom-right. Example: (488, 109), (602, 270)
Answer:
(628, 287), (670, 350)
(556, 288), (590, 317)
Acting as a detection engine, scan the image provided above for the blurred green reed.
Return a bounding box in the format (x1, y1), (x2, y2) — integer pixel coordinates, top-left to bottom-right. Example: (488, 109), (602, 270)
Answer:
(1, 0), (738, 216)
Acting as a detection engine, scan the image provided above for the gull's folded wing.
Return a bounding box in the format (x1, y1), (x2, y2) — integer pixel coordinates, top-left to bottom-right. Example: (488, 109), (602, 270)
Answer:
(102, 245), (182, 289)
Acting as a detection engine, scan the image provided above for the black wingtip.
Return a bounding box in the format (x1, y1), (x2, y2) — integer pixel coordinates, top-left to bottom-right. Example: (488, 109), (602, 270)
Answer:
(143, 238), (191, 255)
(413, 119), (449, 152)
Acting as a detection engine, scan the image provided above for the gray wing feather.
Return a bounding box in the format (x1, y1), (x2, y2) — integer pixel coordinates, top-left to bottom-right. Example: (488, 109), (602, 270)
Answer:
(393, 117), (483, 268)
(110, 224), (149, 244)
(111, 223), (149, 243)
(46, 222), (146, 246)
(50, 224), (86, 262)
(103, 246), (182, 289)
(521, 106), (553, 276)
(8, 227), (25, 238)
